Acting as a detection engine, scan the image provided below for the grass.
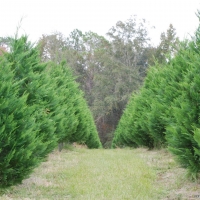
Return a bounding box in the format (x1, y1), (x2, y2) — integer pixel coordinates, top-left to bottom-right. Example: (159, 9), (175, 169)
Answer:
(1, 145), (200, 199)
(135, 148), (200, 199)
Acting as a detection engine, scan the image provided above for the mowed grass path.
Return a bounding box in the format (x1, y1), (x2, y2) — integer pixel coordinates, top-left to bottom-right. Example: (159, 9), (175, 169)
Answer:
(1, 147), (161, 200)
(2, 146), (200, 199)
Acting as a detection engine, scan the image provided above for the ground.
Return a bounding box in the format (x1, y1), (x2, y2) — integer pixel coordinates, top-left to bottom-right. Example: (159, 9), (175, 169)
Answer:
(1, 145), (200, 200)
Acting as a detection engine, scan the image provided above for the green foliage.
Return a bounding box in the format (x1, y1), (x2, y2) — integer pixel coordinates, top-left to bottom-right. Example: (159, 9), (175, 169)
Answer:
(112, 65), (167, 149)
(37, 16), (154, 144)
(48, 62), (101, 148)
(83, 108), (102, 148)
(5, 35), (58, 155)
(113, 37), (197, 148)
(47, 62), (79, 143)
(112, 94), (139, 148)
(113, 13), (200, 177)
(0, 54), (49, 187)
(165, 41), (200, 178)
(0, 34), (101, 188)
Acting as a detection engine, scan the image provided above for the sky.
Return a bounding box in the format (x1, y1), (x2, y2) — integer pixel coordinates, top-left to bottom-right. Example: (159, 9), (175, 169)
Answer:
(1, 0), (200, 46)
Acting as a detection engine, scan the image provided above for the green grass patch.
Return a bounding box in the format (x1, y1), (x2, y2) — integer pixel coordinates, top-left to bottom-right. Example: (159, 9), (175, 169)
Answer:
(1, 148), (160, 200)
(2, 147), (200, 199)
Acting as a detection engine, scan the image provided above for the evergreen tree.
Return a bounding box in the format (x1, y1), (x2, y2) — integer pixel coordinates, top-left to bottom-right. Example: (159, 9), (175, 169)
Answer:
(112, 94), (139, 148)
(48, 62), (79, 144)
(113, 12), (200, 178)
(48, 61), (101, 148)
(165, 39), (200, 178)
(0, 34), (101, 188)
(0, 53), (50, 187)
(112, 65), (167, 149)
(5, 35), (58, 155)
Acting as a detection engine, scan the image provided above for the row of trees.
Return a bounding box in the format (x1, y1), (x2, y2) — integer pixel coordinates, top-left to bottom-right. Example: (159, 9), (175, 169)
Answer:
(112, 15), (200, 178)
(0, 34), (101, 187)
(37, 16), (179, 146)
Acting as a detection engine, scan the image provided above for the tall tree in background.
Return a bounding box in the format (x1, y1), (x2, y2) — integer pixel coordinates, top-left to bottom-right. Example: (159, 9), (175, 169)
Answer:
(81, 17), (151, 145)
(39, 32), (67, 62)
(66, 30), (111, 106)
(155, 24), (179, 64)
(107, 17), (150, 77)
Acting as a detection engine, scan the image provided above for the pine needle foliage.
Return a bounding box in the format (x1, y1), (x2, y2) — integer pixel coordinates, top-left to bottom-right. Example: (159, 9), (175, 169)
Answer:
(112, 65), (168, 149)
(0, 53), (49, 187)
(112, 94), (139, 148)
(48, 61), (102, 148)
(112, 12), (200, 178)
(0, 34), (101, 187)
(4, 35), (58, 155)
(166, 40), (200, 178)
(47, 62), (79, 143)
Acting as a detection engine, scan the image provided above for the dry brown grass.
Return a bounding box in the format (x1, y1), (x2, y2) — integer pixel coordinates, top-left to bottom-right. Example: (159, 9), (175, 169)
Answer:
(134, 148), (200, 200)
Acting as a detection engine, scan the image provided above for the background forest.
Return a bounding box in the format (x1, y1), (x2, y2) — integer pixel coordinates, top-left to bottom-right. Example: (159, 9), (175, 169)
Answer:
(29, 16), (179, 147)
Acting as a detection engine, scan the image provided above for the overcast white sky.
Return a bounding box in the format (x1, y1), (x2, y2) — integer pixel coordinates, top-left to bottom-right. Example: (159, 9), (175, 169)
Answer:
(1, 0), (200, 46)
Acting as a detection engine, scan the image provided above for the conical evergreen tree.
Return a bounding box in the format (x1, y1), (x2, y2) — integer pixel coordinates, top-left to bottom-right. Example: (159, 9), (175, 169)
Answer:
(113, 12), (200, 178)
(112, 94), (139, 148)
(48, 62), (79, 143)
(112, 39), (194, 150)
(0, 53), (50, 187)
(0, 34), (101, 188)
(112, 65), (167, 149)
(48, 61), (101, 148)
(36, 38), (101, 148)
(4, 35), (58, 155)
(166, 39), (200, 178)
